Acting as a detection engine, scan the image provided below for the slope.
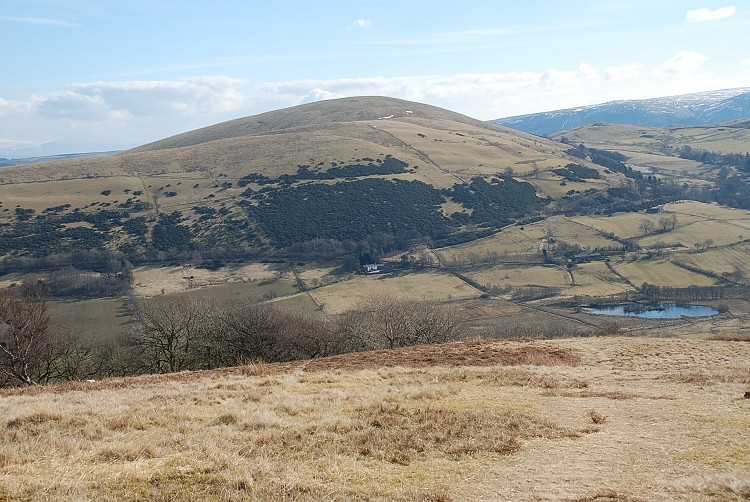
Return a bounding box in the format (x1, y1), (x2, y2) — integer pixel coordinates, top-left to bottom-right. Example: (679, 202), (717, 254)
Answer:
(0, 96), (601, 264)
(1, 336), (748, 501)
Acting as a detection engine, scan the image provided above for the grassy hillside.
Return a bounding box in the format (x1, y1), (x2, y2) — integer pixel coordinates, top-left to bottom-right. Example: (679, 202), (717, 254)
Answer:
(0, 97), (603, 266)
(3, 97), (750, 356)
(1, 336), (748, 501)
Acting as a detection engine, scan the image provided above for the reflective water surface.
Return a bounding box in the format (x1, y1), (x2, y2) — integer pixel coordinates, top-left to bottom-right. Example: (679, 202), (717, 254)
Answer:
(583, 303), (719, 319)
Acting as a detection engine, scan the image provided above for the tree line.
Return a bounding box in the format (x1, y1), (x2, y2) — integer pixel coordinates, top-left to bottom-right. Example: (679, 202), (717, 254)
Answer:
(0, 282), (465, 387)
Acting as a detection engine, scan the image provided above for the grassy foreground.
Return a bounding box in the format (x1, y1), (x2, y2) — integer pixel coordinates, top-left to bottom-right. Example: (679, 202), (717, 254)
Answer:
(1, 337), (749, 501)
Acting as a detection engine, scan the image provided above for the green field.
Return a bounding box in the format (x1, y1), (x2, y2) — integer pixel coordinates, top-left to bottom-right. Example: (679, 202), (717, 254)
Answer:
(613, 257), (717, 288)
(308, 270), (482, 315)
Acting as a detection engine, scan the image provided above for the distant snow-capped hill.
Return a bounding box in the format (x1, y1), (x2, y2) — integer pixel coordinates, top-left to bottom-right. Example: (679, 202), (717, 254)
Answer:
(492, 88), (750, 136)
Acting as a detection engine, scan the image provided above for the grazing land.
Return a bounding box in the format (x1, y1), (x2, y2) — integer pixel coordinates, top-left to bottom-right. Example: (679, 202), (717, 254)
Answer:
(2, 96), (750, 500)
(308, 270), (481, 315)
(1, 336), (748, 501)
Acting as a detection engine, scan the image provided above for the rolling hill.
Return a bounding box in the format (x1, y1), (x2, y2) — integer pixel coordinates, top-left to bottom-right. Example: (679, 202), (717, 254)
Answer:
(493, 87), (750, 136)
(2, 95), (750, 351)
(0, 96), (613, 267)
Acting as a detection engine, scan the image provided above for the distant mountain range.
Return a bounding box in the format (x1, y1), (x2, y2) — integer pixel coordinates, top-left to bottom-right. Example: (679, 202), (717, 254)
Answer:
(0, 151), (119, 167)
(492, 88), (750, 136)
(0, 141), (130, 162)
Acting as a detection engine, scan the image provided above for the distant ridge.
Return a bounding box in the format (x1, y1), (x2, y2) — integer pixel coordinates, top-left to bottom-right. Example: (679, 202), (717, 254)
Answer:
(492, 88), (750, 136)
(0, 151), (118, 167)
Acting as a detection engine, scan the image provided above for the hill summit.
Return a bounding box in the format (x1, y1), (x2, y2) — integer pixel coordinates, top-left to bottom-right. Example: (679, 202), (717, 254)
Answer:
(132, 96), (490, 152)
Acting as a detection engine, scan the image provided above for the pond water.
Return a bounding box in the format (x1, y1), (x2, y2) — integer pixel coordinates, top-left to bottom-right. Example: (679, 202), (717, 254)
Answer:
(583, 303), (719, 319)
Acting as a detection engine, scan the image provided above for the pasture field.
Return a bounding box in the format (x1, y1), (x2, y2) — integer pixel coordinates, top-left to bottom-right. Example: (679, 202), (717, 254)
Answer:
(438, 216), (623, 265)
(553, 124), (667, 151)
(552, 122), (750, 156)
(131, 263), (281, 297)
(178, 275), (299, 301)
(666, 200), (750, 224)
(1, 336), (748, 501)
(308, 270), (482, 315)
(269, 292), (323, 315)
(613, 257), (717, 288)
(437, 224), (548, 263)
(48, 297), (132, 342)
(528, 172), (611, 198)
(468, 264), (569, 289)
(675, 245), (750, 281)
(573, 212), (666, 240)
(293, 264), (342, 289)
(619, 151), (710, 177)
(667, 125), (750, 154)
(467, 259), (632, 299)
(565, 261), (633, 297)
(0, 175), (147, 216)
(639, 220), (747, 249)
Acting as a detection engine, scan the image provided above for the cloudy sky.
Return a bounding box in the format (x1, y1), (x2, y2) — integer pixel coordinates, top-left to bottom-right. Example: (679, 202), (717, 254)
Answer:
(1, 0), (748, 156)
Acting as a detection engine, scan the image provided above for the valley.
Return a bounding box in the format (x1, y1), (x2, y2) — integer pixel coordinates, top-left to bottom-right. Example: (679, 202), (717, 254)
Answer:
(0, 97), (748, 346)
(1, 95), (749, 501)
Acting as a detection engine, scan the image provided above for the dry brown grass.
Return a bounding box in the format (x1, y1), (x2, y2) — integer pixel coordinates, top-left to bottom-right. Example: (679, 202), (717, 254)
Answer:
(565, 491), (644, 502)
(710, 332), (750, 342)
(1, 336), (749, 501)
(587, 409), (608, 424)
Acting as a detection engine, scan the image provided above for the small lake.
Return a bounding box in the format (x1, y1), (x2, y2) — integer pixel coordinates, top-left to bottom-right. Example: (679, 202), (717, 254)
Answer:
(583, 303), (719, 319)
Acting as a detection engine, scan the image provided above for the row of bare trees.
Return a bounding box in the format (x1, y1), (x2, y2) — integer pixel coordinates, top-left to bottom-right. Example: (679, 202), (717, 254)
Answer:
(126, 296), (465, 375)
(128, 297), (336, 374)
(1, 283), (466, 386)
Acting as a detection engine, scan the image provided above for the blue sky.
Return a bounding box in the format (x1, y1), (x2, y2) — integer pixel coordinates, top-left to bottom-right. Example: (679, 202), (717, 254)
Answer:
(1, 0), (748, 155)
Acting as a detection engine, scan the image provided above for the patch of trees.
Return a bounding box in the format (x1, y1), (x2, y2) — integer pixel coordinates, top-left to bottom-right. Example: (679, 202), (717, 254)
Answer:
(279, 156), (410, 184)
(552, 163), (600, 182)
(247, 178), (451, 249)
(124, 296), (464, 375)
(569, 144), (656, 184)
(236, 173), (275, 187)
(151, 212), (192, 252)
(43, 266), (132, 298)
(14, 208), (34, 221)
(0, 288), (467, 387)
(640, 282), (731, 301)
(122, 216), (148, 242)
(554, 187), (676, 217)
(0, 207), (148, 257)
(445, 176), (548, 228)
(677, 146), (750, 172)
(237, 156), (411, 188)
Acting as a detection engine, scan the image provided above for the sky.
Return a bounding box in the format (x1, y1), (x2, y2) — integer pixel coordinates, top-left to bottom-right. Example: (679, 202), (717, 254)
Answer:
(1, 0), (749, 156)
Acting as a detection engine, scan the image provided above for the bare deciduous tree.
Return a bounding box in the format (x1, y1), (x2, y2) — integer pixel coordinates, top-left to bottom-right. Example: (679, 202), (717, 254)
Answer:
(0, 281), (52, 385)
(131, 297), (211, 373)
(345, 297), (466, 350)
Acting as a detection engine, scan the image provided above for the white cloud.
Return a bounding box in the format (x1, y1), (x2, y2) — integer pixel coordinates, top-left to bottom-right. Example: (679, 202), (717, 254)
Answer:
(0, 97), (29, 117)
(602, 63), (642, 81)
(33, 76), (249, 121)
(743, 58), (750, 66)
(686, 6), (736, 22)
(351, 19), (372, 29)
(0, 16), (78, 27)
(653, 51), (707, 79)
(2, 56), (747, 150)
